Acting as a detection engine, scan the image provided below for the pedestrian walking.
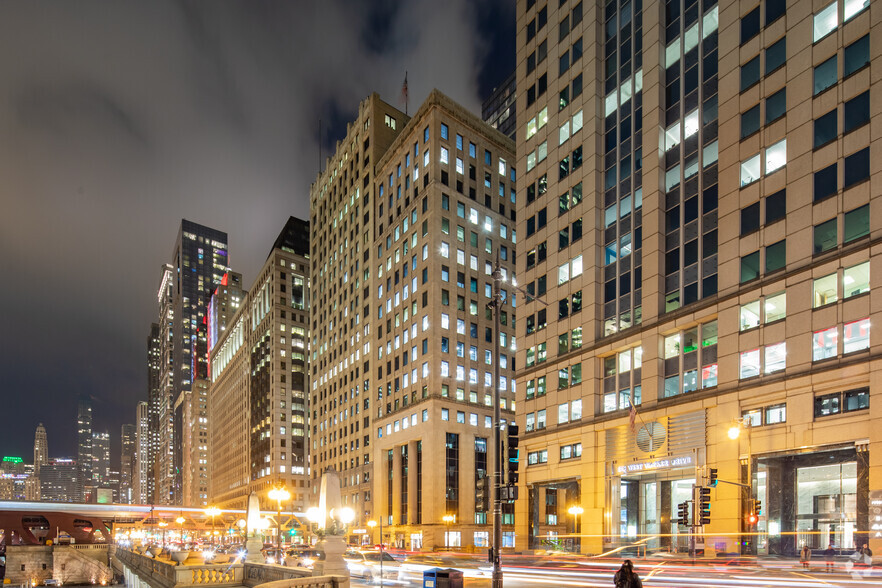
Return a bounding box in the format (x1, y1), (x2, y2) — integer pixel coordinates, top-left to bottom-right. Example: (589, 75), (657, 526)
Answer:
(823, 543), (835, 572)
(800, 544), (812, 570)
(614, 559), (643, 588)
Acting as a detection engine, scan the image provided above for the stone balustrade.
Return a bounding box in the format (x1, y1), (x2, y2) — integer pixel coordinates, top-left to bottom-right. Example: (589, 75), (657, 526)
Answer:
(112, 546), (348, 588)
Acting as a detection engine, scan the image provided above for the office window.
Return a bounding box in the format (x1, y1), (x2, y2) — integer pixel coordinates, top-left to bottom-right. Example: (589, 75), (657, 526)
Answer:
(766, 139), (786, 174)
(844, 205), (870, 243)
(766, 240), (786, 273)
(814, 273), (838, 307)
(765, 37), (786, 74)
(813, 2), (837, 42)
(814, 163), (838, 202)
(843, 318), (870, 353)
(766, 403), (786, 424)
(814, 392), (840, 417)
(843, 262), (870, 298)
(844, 91), (870, 133)
(740, 301), (761, 331)
(743, 408), (763, 427)
(765, 291), (786, 323)
(741, 202), (760, 235)
(814, 218), (838, 255)
(741, 154), (761, 186)
(741, 105), (760, 139)
(814, 110), (837, 148)
(741, 6), (760, 44)
(741, 56), (761, 91)
(844, 147), (870, 188)
(814, 56), (837, 96)
(844, 0), (870, 20)
(766, 88), (786, 124)
(766, 189), (786, 224)
(765, 342), (786, 374)
(740, 349), (761, 379)
(741, 251), (760, 283)
(844, 35), (870, 77)
(844, 388), (869, 414)
(812, 326), (838, 361)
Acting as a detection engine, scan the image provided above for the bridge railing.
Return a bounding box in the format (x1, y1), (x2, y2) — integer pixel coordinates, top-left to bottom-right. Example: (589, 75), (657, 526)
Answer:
(113, 546), (348, 588)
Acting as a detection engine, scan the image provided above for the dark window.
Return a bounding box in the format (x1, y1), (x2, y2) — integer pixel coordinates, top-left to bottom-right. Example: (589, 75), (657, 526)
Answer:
(527, 85), (536, 106)
(813, 218), (838, 254)
(741, 202), (760, 235)
(559, 51), (570, 75)
(741, 105), (760, 138)
(844, 91), (870, 133)
(559, 15), (570, 41)
(814, 164), (838, 202)
(765, 239), (786, 273)
(766, 0), (786, 25)
(572, 73), (583, 98)
(765, 88), (786, 123)
(572, 38), (583, 62)
(765, 37), (786, 74)
(844, 147), (870, 188)
(538, 73), (547, 96)
(765, 189), (786, 224)
(538, 40), (548, 63)
(844, 388), (870, 412)
(844, 35), (870, 78)
(538, 5), (547, 29)
(844, 204), (870, 243)
(740, 7), (760, 45)
(813, 56), (837, 95)
(813, 109), (838, 149)
(527, 18), (537, 41)
(572, 1), (583, 24)
(740, 56), (760, 91)
(740, 251), (760, 283)
(527, 52), (536, 73)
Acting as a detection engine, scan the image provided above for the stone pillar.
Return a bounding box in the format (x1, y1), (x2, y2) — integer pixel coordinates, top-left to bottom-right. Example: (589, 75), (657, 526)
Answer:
(392, 445), (402, 524)
(407, 440), (420, 531)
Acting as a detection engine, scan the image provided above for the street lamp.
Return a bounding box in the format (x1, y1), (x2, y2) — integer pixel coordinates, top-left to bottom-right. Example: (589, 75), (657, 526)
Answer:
(268, 487), (291, 559)
(158, 521), (168, 548)
(442, 514), (456, 551)
(367, 519), (384, 587)
(728, 417), (754, 552)
(176, 516), (186, 545)
(205, 507), (221, 546)
(567, 505), (584, 553)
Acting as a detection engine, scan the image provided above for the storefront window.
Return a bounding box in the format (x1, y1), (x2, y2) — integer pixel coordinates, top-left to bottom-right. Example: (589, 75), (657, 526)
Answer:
(796, 463), (857, 550)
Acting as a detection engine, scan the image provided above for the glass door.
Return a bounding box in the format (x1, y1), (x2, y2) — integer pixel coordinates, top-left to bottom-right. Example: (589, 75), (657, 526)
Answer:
(642, 481), (658, 551)
(670, 478), (695, 553)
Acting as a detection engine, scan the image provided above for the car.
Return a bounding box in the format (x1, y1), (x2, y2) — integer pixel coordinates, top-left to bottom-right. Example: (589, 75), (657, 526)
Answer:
(343, 550), (400, 583)
(285, 547), (322, 569)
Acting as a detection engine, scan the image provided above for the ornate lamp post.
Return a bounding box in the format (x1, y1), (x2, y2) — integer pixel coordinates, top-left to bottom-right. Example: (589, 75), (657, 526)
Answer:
(205, 507), (221, 546)
(176, 516), (186, 545)
(567, 505), (584, 552)
(442, 514), (456, 551)
(268, 487), (291, 560)
(158, 521), (168, 548)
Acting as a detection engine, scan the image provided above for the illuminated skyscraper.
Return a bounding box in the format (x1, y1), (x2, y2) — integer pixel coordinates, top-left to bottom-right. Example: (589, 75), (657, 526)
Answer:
(76, 396), (92, 501)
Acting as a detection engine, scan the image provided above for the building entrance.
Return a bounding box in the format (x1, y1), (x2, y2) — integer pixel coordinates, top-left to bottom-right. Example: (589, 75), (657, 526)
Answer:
(611, 471), (695, 554)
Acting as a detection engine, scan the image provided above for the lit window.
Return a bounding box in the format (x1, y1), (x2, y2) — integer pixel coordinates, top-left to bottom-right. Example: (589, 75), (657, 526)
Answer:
(764, 342), (786, 374)
(843, 262), (870, 298)
(741, 154), (761, 186)
(765, 292), (786, 323)
(813, 2), (837, 42)
(766, 404), (786, 424)
(740, 301), (760, 331)
(843, 318), (870, 353)
(812, 326), (838, 361)
(844, 0), (870, 20)
(813, 273), (838, 308)
(765, 139), (787, 174)
(740, 349), (761, 379)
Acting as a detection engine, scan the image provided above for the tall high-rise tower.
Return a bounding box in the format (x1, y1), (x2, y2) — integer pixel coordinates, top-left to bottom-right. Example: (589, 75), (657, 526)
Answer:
(146, 323), (161, 504)
(76, 396), (93, 501)
(514, 0), (880, 557)
(91, 431), (110, 487)
(156, 220), (229, 505)
(120, 423), (136, 503)
(134, 401), (149, 504)
(33, 423), (48, 474)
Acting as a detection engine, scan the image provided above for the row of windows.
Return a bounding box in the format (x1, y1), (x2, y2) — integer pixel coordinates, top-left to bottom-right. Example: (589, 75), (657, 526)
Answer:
(813, 34), (869, 97)
(814, 148), (871, 202)
(813, 318), (871, 360)
(739, 0), (785, 45)
(814, 91), (869, 149)
(812, 0), (870, 44)
(814, 387), (869, 418)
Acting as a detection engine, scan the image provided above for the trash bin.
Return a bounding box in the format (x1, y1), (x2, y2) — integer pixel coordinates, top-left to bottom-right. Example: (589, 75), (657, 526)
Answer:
(423, 567), (464, 588)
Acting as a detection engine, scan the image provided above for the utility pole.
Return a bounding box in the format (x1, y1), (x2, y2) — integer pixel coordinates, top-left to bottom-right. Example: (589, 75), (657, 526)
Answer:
(489, 250), (503, 588)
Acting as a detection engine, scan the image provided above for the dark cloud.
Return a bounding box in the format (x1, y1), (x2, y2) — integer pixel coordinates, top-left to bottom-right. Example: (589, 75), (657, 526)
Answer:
(0, 0), (513, 461)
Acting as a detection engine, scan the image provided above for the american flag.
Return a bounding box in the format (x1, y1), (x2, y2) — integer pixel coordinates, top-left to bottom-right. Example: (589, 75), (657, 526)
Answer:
(629, 392), (638, 433)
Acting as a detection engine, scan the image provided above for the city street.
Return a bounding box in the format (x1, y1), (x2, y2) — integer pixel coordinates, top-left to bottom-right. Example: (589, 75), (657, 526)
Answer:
(348, 555), (882, 587)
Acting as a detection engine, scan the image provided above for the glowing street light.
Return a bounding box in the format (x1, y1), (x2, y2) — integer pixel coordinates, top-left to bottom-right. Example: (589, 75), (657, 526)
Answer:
(176, 516), (186, 544)
(205, 507), (221, 545)
(567, 505), (584, 553)
(442, 514), (456, 551)
(268, 487), (291, 558)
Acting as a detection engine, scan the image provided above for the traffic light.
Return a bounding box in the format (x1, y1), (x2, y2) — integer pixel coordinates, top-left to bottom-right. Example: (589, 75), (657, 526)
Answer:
(708, 468), (718, 487)
(747, 512), (758, 525)
(697, 486), (711, 526)
(677, 501), (690, 527)
(506, 423), (519, 486)
(476, 475), (488, 511)
(754, 499), (762, 516)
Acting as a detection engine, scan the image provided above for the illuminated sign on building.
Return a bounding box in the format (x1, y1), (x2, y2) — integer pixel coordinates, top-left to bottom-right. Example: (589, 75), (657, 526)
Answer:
(616, 455), (694, 475)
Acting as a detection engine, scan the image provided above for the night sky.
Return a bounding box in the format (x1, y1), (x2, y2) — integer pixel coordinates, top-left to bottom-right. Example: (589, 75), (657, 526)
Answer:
(0, 1), (515, 463)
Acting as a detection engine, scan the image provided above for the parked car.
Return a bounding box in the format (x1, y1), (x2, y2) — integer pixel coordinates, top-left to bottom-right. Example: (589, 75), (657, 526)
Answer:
(343, 550), (400, 583)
